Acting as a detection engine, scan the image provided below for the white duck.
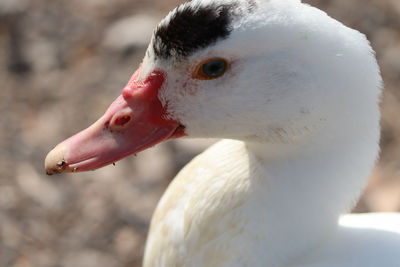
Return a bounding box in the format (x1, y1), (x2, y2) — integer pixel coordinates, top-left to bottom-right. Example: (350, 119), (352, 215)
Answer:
(45, 0), (400, 266)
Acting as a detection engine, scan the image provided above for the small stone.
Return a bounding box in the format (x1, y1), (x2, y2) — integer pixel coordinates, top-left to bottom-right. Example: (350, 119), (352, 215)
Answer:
(113, 227), (142, 258)
(61, 250), (118, 267)
(17, 163), (63, 210)
(0, 0), (30, 15)
(103, 14), (159, 52)
(2, 217), (22, 248)
(0, 185), (17, 210)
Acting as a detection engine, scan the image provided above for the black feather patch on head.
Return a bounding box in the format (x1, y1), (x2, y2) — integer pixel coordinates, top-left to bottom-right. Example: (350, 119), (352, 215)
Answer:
(153, 2), (237, 60)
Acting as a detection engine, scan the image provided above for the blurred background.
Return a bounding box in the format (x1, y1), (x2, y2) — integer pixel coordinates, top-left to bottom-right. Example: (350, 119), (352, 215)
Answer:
(0, 0), (399, 266)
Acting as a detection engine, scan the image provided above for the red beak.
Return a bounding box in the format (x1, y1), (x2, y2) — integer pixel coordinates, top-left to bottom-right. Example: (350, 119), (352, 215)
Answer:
(45, 67), (185, 175)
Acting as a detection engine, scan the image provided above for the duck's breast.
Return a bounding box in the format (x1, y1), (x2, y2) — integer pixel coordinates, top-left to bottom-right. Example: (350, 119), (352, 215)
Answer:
(143, 140), (261, 267)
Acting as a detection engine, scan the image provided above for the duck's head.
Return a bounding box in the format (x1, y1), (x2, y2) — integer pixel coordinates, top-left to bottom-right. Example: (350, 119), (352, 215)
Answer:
(45, 0), (381, 174)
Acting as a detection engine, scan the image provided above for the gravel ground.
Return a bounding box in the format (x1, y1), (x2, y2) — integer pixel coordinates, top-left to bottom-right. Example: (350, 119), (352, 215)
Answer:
(0, 0), (399, 266)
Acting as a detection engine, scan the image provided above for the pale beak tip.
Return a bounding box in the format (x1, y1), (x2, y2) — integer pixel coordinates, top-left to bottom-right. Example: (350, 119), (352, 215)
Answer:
(45, 144), (70, 175)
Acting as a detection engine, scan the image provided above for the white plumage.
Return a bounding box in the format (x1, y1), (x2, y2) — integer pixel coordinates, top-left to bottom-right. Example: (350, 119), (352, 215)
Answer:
(45, 0), (400, 266)
(143, 0), (400, 266)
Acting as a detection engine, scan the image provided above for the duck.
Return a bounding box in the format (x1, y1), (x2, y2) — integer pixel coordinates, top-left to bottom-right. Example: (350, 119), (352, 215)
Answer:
(45, 0), (400, 266)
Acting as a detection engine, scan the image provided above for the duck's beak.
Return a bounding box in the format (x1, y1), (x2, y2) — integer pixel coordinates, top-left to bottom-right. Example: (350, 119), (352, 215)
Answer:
(45, 68), (185, 175)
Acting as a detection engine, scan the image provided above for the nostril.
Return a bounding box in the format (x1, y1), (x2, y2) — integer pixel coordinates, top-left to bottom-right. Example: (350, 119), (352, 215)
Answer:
(110, 109), (134, 131)
(115, 115), (132, 127)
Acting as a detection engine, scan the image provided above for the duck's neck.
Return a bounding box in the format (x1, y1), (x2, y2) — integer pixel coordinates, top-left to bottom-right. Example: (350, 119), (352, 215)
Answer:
(242, 128), (379, 265)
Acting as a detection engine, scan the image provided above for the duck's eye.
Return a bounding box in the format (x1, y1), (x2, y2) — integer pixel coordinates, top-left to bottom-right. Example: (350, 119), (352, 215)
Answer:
(193, 58), (229, 80)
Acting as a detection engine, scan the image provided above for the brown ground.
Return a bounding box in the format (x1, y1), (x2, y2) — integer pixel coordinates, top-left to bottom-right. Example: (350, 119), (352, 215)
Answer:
(0, 0), (399, 266)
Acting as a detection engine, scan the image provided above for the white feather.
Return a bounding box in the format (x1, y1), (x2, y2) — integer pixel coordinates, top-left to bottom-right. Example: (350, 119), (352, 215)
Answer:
(141, 0), (399, 266)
